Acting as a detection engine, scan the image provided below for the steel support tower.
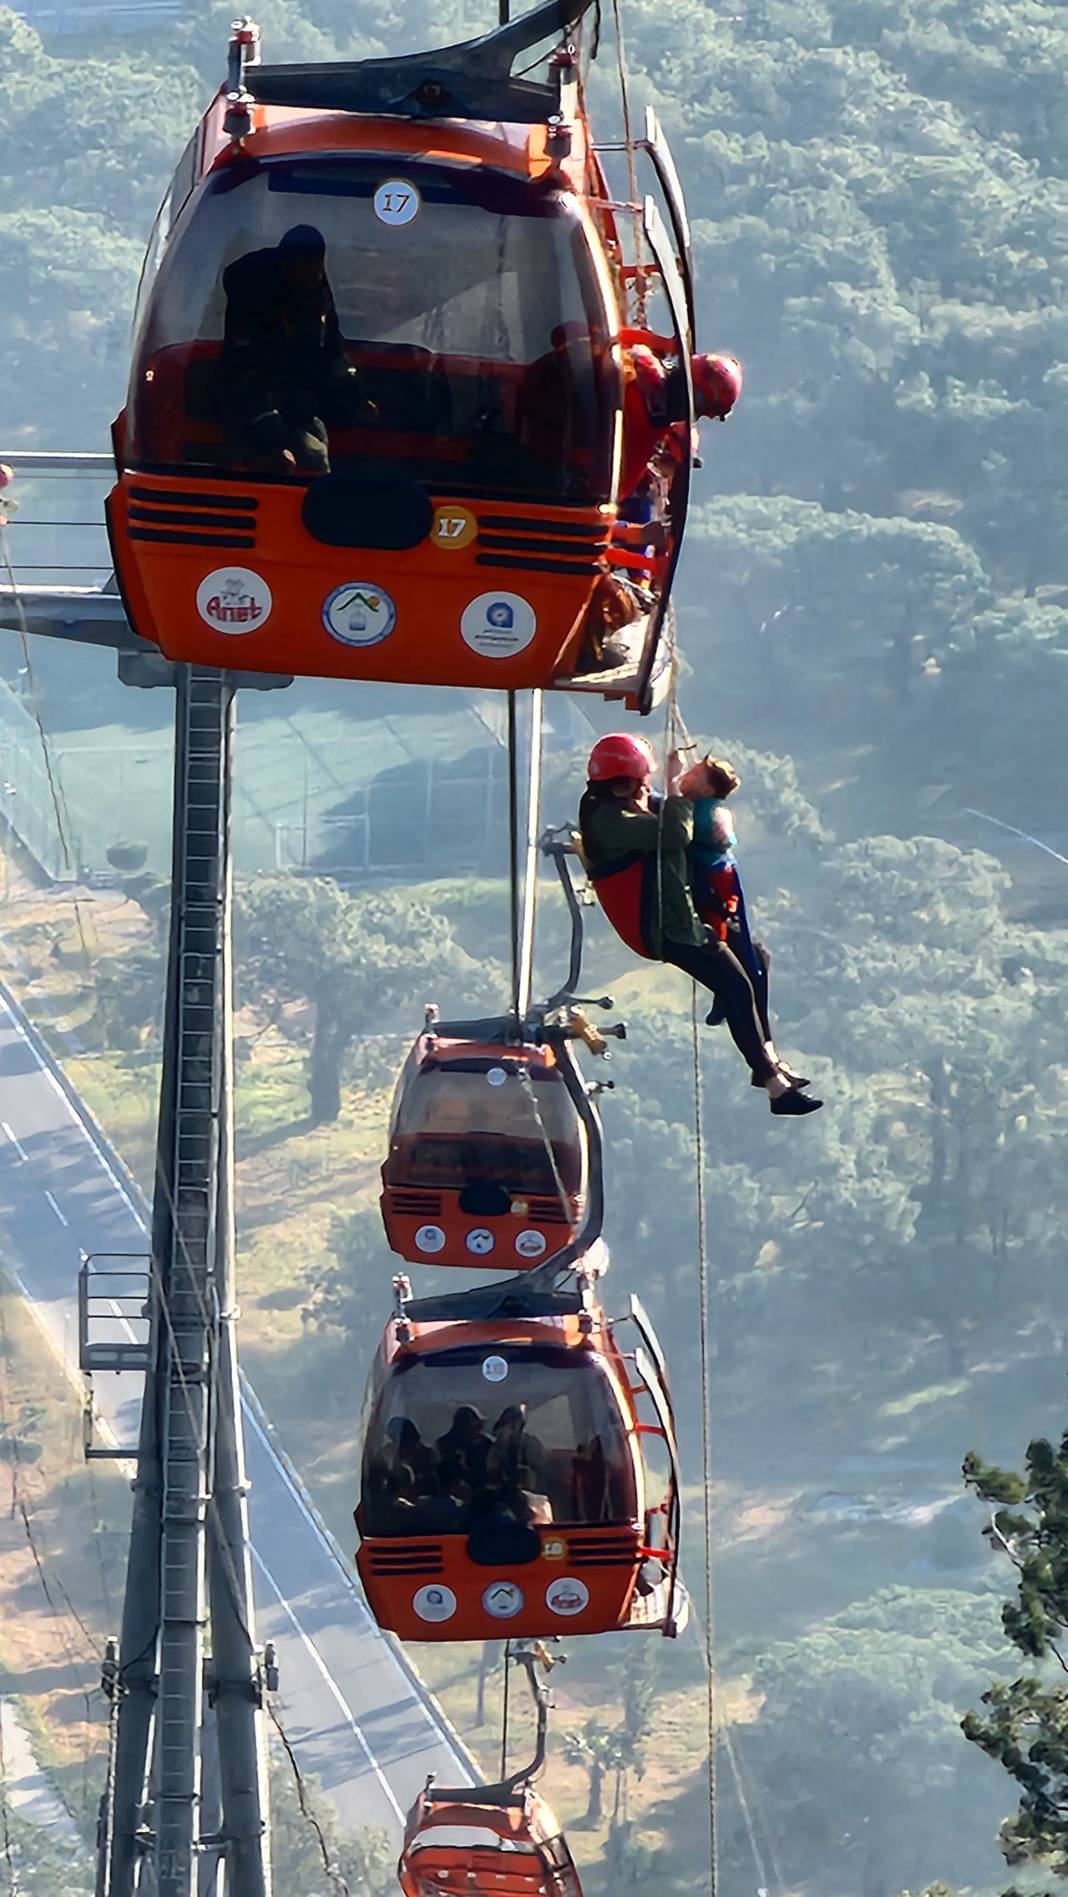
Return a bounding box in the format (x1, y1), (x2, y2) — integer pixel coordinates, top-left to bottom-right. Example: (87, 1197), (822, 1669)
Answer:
(80, 667), (271, 1896)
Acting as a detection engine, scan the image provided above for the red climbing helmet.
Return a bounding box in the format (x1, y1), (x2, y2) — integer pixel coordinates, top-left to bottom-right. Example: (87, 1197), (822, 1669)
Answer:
(692, 353), (743, 420)
(587, 733), (657, 782)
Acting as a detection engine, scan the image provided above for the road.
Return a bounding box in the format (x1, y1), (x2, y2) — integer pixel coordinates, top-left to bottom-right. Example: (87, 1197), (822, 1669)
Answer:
(0, 978), (472, 1841)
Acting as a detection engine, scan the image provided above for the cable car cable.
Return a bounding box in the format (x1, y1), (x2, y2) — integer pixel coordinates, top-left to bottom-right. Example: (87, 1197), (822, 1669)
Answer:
(721, 1722), (781, 1897)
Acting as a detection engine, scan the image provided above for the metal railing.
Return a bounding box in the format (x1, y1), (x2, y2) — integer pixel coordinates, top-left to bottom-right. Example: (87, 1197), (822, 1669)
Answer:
(0, 453), (114, 590)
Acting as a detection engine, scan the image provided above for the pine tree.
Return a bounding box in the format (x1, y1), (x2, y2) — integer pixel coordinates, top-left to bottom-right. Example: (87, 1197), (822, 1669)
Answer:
(962, 1431), (1068, 1881)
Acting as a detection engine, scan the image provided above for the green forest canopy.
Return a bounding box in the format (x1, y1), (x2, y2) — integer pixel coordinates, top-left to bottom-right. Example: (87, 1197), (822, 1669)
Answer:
(4, 0), (1068, 1892)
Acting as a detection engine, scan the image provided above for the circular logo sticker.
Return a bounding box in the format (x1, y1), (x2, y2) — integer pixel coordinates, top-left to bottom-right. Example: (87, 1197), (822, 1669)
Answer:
(482, 1581), (524, 1620)
(415, 1224), (446, 1254)
(466, 1228), (495, 1256)
(322, 583), (396, 647)
(482, 1355), (509, 1384)
(546, 1576), (589, 1617)
(373, 180), (421, 226)
(515, 1229), (548, 1260)
(486, 1067), (508, 1087)
(413, 1584), (457, 1624)
(431, 504), (477, 551)
(541, 1537), (567, 1562)
(460, 592), (538, 659)
(196, 567), (272, 634)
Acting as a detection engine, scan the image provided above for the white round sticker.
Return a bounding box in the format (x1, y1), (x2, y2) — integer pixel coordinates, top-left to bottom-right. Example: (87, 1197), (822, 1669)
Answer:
(515, 1229), (548, 1259)
(373, 180), (421, 226)
(482, 1581), (524, 1620)
(196, 567), (272, 634)
(466, 1228), (495, 1256)
(486, 1067), (508, 1087)
(546, 1576), (589, 1617)
(415, 1224), (446, 1254)
(460, 592), (537, 659)
(482, 1355), (509, 1383)
(413, 1584), (457, 1623)
(322, 583), (396, 646)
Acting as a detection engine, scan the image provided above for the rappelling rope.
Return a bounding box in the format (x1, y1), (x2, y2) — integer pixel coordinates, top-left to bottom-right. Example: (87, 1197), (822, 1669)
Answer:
(500, 1638), (513, 1780)
(691, 981), (719, 1897)
(609, 0), (648, 326)
(506, 692), (544, 1025)
(508, 692), (522, 1021)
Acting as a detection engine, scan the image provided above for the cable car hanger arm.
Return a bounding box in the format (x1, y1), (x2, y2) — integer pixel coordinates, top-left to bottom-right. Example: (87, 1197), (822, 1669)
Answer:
(245, 0), (598, 123)
(423, 1641), (559, 1805)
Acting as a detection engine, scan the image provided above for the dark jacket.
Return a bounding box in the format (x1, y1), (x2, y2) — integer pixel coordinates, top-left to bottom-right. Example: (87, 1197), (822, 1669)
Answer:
(221, 246), (346, 414)
(579, 786), (703, 956)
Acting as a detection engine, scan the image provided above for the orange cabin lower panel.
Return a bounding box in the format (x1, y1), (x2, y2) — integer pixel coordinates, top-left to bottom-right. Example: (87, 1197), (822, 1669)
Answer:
(108, 473), (608, 688)
(400, 1849), (577, 1897)
(357, 1528), (640, 1641)
(379, 1189), (581, 1272)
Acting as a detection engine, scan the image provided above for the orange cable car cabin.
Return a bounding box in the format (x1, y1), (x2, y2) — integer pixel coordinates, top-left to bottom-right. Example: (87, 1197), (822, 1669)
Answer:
(354, 1276), (685, 1642)
(398, 1787), (582, 1897)
(380, 1016), (591, 1271)
(105, 0), (698, 708)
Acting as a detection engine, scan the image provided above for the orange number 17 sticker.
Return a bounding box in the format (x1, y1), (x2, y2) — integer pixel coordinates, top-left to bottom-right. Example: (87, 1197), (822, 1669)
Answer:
(431, 505), (477, 550)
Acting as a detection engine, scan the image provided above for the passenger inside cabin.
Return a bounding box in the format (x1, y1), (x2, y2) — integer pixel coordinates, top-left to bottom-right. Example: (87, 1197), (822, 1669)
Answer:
(487, 1403), (550, 1492)
(435, 1405), (493, 1485)
(384, 1417), (438, 1487)
(220, 224), (372, 474)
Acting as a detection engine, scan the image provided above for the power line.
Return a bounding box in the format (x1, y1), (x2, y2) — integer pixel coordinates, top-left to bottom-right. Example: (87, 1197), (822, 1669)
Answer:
(266, 1700), (349, 1897)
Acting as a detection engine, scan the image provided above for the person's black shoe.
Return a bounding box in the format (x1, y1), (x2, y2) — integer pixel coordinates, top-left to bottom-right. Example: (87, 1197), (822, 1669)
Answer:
(769, 1090), (823, 1116)
(705, 1000), (727, 1027)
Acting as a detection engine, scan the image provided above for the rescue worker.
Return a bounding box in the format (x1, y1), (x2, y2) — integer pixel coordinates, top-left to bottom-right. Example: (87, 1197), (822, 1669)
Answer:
(677, 752), (808, 1088)
(619, 345), (743, 503)
(220, 224), (369, 474)
(578, 733), (821, 1116)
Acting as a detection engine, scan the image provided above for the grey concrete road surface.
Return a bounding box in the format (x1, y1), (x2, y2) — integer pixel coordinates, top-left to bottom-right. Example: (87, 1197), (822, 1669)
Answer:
(0, 979), (472, 1840)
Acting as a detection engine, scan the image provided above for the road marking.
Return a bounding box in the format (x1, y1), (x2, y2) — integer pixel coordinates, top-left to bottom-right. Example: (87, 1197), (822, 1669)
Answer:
(6, 1254), (412, 1821)
(252, 1548), (405, 1823)
(43, 1189), (68, 1227)
(1, 1122), (26, 1163)
(0, 979), (473, 1792)
(0, 991), (148, 1234)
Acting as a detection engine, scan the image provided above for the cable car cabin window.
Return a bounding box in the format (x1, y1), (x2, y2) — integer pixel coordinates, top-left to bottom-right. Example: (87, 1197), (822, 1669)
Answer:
(408, 1825), (539, 1854)
(129, 133), (201, 368)
(362, 1344), (634, 1537)
(390, 1062), (585, 1198)
(127, 156), (618, 500)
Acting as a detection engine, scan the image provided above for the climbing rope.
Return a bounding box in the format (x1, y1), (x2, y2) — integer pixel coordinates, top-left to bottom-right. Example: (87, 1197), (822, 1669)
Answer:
(506, 691), (545, 1025)
(691, 982), (719, 1897)
(609, 0), (648, 326)
(499, 1638), (512, 1780)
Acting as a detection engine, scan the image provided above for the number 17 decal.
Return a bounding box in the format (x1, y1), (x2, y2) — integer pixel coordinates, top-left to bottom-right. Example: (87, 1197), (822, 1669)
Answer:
(373, 180), (421, 226)
(431, 505), (477, 550)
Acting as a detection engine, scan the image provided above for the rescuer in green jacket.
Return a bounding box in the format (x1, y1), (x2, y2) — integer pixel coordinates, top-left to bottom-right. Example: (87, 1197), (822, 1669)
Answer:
(578, 733), (821, 1116)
